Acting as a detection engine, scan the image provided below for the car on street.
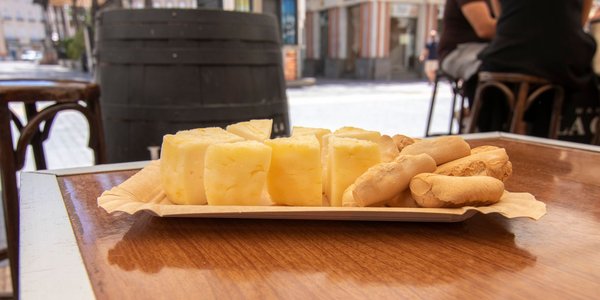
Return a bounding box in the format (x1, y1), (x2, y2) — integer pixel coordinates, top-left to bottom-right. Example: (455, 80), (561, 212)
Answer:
(20, 50), (42, 62)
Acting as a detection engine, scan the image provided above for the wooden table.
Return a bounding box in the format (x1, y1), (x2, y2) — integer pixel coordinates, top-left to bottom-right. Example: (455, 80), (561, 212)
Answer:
(20, 133), (600, 299)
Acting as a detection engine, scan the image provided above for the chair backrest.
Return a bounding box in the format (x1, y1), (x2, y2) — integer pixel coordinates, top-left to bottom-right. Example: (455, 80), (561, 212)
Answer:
(469, 72), (564, 138)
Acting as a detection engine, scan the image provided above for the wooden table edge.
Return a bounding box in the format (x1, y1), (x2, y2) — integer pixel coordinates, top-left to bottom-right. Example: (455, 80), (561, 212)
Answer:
(19, 172), (95, 299)
(20, 161), (151, 298)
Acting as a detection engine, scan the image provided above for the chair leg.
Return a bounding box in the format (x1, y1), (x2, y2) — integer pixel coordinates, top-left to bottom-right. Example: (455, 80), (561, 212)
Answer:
(468, 84), (486, 134)
(0, 103), (19, 298)
(24, 103), (47, 170)
(85, 88), (107, 164)
(425, 75), (440, 137)
(510, 82), (530, 135)
(457, 95), (466, 134)
(548, 86), (564, 139)
(448, 84), (458, 135)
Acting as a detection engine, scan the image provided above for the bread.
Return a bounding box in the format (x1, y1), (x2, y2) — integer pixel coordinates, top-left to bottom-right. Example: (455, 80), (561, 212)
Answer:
(342, 153), (437, 207)
(399, 136), (471, 165)
(435, 148), (512, 181)
(392, 134), (415, 152)
(378, 135), (400, 162)
(410, 173), (504, 208)
(385, 189), (418, 207)
(470, 145), (500, 155)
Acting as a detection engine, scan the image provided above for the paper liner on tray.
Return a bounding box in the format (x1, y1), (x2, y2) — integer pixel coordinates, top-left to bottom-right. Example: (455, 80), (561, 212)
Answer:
(97, 161), (547, 222)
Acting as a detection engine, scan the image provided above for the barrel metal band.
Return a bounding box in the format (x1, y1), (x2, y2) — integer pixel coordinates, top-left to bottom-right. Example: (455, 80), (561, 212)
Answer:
(102, 102), (289, 122)
(97, 48), (281, 65)
(99, 24), (279, 42)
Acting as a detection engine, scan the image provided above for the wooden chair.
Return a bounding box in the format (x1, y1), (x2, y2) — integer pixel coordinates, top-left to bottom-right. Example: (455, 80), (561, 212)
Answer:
(425, 69), (467, 136)
(0, 79), (106, 298)
(468, 72), (564, 138)
(594, 114), (600, 145)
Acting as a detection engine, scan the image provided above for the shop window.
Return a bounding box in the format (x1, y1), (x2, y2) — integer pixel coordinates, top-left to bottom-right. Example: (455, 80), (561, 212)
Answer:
(234, 0), (251, 12)
(196, 0), (221, 9)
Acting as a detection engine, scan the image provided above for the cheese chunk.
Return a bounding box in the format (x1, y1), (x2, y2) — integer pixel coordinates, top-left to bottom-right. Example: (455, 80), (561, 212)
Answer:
(333, 126), (381, 142)
(327, 137), (381, 206)
(226, 119), (273, 141)
(160, 128), (243, 205)
(204, 141), (272, 206)
(321, 127), (382, 198)
(265, 135), (322, 206)
(291, 126), (332, 146)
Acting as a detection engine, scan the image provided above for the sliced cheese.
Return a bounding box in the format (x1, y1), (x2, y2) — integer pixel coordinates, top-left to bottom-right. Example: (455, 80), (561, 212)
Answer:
(160, 127), (243, 205)
(327, 136), (381, 207)
(204, 141), (272, 206)
(265, 135), (322, 206)
(226, 119), (273, 141)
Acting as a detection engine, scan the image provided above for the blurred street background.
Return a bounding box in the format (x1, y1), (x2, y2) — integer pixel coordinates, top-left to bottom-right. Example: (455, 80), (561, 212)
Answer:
(2, 60), (457, 172)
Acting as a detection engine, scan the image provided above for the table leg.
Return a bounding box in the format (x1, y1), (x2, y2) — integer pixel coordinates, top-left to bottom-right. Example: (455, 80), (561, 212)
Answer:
(0, 102), (20, 298)
(24, 103), (47, 170)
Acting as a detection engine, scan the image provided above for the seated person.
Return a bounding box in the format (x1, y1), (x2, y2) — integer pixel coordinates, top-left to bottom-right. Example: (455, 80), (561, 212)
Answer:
(438, 0), (497, 107)
(477, 0), (599, 143)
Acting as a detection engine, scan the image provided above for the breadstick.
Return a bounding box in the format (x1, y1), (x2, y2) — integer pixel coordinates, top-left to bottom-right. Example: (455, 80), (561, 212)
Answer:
(378, 135), (400, 162)
(435, 148), (512, 181)
(470, 145), (500, 155)
(399, 136), (470, 165)
(342, 154), (437, 207)
(386, 189), (419, 207)
(410, 173), (504, 208)
(392, 134), (415, 152)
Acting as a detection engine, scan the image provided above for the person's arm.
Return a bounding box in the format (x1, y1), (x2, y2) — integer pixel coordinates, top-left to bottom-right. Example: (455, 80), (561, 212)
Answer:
(461, 1), (497, 39)
(420, 47), (429, 62)
(582, 0), (593, 26)
(490, 0), (501, 18)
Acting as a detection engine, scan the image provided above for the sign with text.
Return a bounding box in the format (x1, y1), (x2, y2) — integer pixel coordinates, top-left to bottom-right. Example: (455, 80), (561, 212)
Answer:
(282, 0), (297, 45)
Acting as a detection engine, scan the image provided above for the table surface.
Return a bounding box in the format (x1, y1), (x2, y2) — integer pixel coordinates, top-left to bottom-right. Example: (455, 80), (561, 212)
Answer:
(20, 133), (600, 299)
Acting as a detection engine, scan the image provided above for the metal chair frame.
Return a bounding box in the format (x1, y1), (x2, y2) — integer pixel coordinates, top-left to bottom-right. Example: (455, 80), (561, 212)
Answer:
(425, 69), (467, 136)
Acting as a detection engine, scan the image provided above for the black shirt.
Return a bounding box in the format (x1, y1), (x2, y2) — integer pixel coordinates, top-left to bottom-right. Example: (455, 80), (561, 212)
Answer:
(479, 0), (596, 90)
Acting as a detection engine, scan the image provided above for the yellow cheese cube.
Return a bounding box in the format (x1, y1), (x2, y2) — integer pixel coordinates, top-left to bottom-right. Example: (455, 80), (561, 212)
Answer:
(291, 126), (332, 146)
(327, 137), (381, 207)
(226, 119), (273, 141)
(204, 141), (272, 206)
(160, 128), (243, 205)
(265, 135), (322, 206)
(321, 127), (380, 199)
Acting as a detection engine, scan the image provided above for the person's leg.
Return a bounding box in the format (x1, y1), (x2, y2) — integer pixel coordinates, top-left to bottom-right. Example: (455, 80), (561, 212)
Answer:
(475, 85), (510, 132)
(463, 75), (478, 108)
(424, 60), (437, 84)
(523, 90), (555, 137)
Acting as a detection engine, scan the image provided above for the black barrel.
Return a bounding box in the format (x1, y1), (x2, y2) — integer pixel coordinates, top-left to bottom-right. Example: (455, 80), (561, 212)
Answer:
(95, 9), (290, 163)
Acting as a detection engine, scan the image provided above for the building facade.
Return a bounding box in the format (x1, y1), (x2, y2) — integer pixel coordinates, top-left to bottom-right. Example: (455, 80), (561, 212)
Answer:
(0, 0), (46, 59)
(304, 0), (443, 80)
